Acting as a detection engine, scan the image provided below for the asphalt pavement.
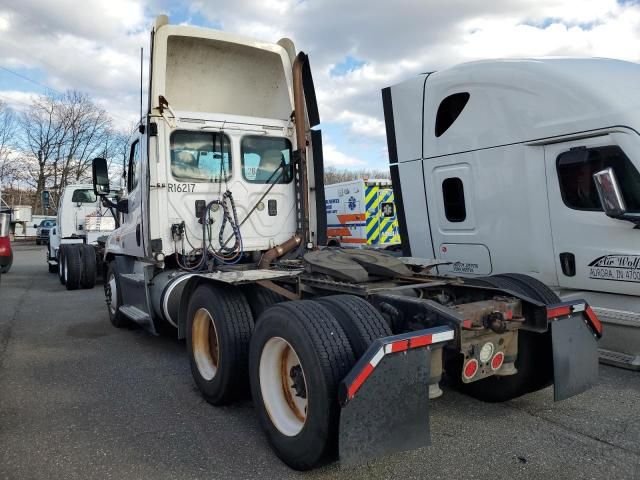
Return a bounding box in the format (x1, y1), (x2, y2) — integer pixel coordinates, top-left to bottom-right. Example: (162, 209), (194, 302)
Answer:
(1, 243), (639, 479)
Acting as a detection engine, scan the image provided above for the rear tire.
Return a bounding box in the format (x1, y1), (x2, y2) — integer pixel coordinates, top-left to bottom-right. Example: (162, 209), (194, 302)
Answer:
(57, 247), (66, 285)
(65, 245), (82, 291)
(317, 294), (392, 358)
(242, 284), (287, 320)
(186, 284), (254, 405)
(80, 244), (97, 289)
(105, 261), (127, 328)
(451, 274), (558, 402)
(249, 300), (355, 470)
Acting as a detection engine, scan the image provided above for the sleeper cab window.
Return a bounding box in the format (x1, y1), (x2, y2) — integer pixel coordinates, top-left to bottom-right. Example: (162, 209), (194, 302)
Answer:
(435, 92), (470, 137)
(557, 145), (640, 212)
(170, 131), (232, 183)
(241, 135), (293, 184)
(442, 177), (466, 222)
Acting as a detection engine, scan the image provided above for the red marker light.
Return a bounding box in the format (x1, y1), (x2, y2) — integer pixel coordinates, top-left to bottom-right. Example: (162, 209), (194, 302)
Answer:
(491, 351), (505, 371)
(463, 359), (478, 380)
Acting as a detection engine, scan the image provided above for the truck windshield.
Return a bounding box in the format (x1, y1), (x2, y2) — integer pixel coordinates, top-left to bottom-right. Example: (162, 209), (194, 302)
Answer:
(71, 189), (97, 204)
(241, 136), (292, 184)
(170, 131), (231, 183)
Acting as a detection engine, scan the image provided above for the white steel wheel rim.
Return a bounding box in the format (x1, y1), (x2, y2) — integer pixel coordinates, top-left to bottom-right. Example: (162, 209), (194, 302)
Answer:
(192, 308), (220, 381)
(259, 337), (308, 437)
(108, 273), (117, 314)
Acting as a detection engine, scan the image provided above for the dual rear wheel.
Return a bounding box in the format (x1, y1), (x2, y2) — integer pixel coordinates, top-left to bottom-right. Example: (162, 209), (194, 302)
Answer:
(186, 287), (390, 470)
(57, 244), (98, 290)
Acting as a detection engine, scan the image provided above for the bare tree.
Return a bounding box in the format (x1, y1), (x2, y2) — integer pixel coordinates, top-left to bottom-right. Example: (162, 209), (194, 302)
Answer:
(19, 93), (65, 213)
(18, 91), (125, 213)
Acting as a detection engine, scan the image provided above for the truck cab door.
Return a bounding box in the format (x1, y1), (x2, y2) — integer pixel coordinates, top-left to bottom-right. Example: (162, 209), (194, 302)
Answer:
(120, 136), (146, 258)
(545, 133), (640, 295)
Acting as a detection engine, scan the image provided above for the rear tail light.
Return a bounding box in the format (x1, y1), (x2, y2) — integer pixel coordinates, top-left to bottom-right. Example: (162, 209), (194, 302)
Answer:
(463, 358), (478, 380)
(491, 351), (505, 371)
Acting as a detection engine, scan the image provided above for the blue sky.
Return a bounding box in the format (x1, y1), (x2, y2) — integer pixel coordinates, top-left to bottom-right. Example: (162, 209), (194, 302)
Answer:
(1, 0), (640, 170)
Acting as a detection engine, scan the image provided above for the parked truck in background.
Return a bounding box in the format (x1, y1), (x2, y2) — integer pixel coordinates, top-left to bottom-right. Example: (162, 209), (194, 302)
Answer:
(47, 184), (116, 290)
(325, 178), (401, 248)
(383, 58), (640, 370)
(88, 17), (602, 470)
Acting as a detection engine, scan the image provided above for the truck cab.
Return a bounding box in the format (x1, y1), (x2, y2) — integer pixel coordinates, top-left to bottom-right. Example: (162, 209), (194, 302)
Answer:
(47, 184), (115, 287)
(106, 17), (323, 265)
(383, 58), (640, 368)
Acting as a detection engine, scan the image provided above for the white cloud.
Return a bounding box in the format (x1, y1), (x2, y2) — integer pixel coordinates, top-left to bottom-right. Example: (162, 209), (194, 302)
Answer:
(0, 90), (38, 112)
(322, 143), (367, 168)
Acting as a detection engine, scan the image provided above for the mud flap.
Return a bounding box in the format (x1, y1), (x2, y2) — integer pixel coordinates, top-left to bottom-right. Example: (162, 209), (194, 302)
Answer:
(337, 327), (453, 465)
(551, 312), (599, 401)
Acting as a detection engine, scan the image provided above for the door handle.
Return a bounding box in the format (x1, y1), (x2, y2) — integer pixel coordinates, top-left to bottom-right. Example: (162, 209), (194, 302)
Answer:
(559, 252), (575, 277)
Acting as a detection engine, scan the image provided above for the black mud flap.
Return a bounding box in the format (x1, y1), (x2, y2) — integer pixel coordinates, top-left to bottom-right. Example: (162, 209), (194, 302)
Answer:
(551, 310), (599, 401)
(337, 327), (454, 465)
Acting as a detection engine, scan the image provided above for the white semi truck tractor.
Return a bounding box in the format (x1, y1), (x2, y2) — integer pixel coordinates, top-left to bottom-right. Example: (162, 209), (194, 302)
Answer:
(382, 58), (640, 371)
(46, 184), (116, 290)
(91, 17), (603, 470)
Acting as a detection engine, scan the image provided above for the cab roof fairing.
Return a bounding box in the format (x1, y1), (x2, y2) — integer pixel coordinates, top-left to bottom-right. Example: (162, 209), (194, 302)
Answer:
(150, 23), (296, 123)
(388, 58), (640, 160)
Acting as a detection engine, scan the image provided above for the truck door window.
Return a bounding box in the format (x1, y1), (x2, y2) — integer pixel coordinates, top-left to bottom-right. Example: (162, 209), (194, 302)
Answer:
(435, 92), (470, 137)
(128, 140), (140, 192)
(442, 177), (466, 222)
(71, 189), (97, 204)
(241, 136), (292, 184)
(557, 146), (640, 212)
(170, 131), (232, 183)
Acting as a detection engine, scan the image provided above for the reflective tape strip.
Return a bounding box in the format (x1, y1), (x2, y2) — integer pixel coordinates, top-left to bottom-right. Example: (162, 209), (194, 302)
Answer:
(585, 306), (603, 335)
(347, 363), (374, 400)
(370, 347), (385, 367)
(365, 186), (379, 210)
(547, 305), (572, 318)
(431, 330), (455, 343)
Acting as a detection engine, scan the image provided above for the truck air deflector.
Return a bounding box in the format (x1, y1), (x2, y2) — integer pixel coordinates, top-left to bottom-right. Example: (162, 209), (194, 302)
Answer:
(338, 327), (454, 465)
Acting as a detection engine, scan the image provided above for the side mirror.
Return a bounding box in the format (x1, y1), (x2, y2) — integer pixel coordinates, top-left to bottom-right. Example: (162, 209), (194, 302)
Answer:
(593, 168), (640, 225)
(41, 190), (50, 210)
(92, 157), (110, 195)
(593, 168), (626, 217)
(33, 224), (38, 229)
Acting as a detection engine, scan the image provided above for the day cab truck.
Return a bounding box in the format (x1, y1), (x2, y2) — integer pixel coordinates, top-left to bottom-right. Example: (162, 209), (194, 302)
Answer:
(46, 184), (116, 290)
(325, 178), (401, 248)
(382, 58), (640, 370)
(89, 17), (603, 470)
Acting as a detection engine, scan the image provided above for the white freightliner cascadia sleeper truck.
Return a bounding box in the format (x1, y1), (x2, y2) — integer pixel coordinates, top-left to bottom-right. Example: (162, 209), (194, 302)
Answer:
(382, 58), (640, 371)
(89, 17), (603, 470)
(46, 184), (116, 290)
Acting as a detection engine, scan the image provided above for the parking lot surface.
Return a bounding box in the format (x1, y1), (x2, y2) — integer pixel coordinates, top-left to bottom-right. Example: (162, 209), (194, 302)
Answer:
(1, 243), (639, 479)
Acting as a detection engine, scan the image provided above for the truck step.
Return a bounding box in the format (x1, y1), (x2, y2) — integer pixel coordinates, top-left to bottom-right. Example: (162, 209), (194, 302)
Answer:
(599, 349), (640, 371)
(119, 305), (151, 324)
(119, 273), (146, 284)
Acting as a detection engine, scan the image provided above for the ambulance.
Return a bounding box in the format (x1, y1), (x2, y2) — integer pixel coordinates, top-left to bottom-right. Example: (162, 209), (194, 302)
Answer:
(325, 178), (400, 248)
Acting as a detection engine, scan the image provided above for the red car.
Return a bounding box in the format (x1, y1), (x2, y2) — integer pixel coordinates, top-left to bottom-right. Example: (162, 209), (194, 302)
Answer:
(0, 212), (12, 274)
